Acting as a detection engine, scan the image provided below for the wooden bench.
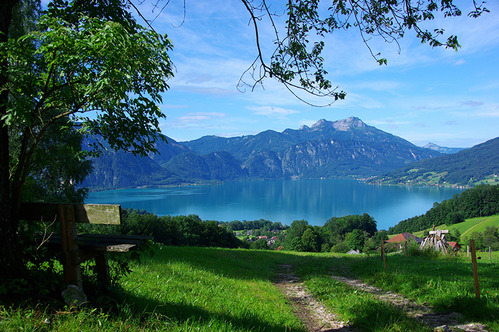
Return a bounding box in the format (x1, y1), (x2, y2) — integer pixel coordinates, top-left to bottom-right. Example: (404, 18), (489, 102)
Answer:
(20, 202), (148, 290)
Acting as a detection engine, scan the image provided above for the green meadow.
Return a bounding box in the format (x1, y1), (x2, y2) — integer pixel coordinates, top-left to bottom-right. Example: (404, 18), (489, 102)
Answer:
(413, 214), (499, 240)
(2, 246), (499, 331)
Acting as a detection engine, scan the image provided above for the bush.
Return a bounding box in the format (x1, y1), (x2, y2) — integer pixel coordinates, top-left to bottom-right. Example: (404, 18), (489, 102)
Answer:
(250, 239), (270, 250)
(120, 209), (245, 249)
(331, 241), (350, 253)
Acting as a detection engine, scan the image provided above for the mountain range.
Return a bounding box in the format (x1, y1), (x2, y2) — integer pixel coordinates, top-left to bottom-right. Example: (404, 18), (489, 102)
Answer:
(80, 117), (496, 190)
(371, 137), (499, 186)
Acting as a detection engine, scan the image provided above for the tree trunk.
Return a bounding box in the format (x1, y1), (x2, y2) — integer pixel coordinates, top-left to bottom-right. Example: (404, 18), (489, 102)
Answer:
(0, 0), (22, 279)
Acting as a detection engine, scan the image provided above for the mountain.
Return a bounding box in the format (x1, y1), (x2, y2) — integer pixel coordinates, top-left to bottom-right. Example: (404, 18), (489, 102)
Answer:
(423, 142), (464, 154)
(80, 136), (187, 190)
(80, 149), (178, 190)
(185, 117), (441, 178)
(371, 137), (499, 186)
(81, 117), (444, 190)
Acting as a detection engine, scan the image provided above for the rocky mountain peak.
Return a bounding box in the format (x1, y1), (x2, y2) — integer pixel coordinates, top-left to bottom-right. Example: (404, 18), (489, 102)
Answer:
(311, 119), (329, 128)
(333, 117), (365, 131)
(309, 117), (366, 131)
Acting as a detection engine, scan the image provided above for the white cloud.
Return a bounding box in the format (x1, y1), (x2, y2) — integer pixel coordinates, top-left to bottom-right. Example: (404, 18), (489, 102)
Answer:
(247, 106), (300, 119)
(178, 112), (225, 121)
(460, 100), (484, 107)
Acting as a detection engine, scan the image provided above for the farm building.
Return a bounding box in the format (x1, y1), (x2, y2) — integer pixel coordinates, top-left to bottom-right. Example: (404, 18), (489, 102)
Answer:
(386, 233), (423, 244)
(385, 233), (422, 250)
(448, 241), (462, 252)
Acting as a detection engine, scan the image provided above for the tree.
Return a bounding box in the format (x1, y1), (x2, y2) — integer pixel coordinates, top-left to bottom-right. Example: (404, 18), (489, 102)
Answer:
(301, 226), (321, 252)
(0, 0), (489, 278)
(0, 0), (173, 278)
(239, 0), (488, 105)
(284, 219), (309, 250)
(7, 1), (90, 204)
(347, 229), (366, 251)
(251, 238), (271, 250)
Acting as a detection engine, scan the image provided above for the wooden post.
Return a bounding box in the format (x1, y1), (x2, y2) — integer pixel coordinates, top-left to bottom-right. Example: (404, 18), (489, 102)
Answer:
(381, 240), (387, 272)
(94, 253), (111, 286)
(489, 247), (492, 260)
(404, 241), (408, 256)
(470, 239), (480, 299)
(467, 245), (469, 258)
(59, 204), (82, 288)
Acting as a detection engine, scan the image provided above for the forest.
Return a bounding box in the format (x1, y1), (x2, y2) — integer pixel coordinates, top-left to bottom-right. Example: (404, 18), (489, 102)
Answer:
(388, 184), (499, 234)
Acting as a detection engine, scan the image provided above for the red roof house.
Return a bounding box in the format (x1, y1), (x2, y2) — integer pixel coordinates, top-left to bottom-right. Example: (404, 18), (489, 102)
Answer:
(448, 241), (462, 251)
(386, 233), (423, 244)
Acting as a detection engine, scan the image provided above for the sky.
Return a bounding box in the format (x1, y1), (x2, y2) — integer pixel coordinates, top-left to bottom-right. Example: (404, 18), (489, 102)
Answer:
(134, 1), (499, 148)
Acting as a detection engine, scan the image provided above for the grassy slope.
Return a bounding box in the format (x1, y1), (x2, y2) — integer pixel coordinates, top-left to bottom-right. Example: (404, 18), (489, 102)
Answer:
(2, 246), (499, 331)
(412, 214), (499, 240)
(121, 246), (304, 331)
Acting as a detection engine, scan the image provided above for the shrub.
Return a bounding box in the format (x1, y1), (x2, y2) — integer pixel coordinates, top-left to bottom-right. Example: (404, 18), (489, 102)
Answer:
(331, 241), (350, 253)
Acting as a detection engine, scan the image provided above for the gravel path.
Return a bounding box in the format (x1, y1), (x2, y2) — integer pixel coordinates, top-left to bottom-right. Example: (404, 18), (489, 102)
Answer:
(273, 264), (489, 332)
(330, 275), (489, 332)
(274, 264), (351, 331)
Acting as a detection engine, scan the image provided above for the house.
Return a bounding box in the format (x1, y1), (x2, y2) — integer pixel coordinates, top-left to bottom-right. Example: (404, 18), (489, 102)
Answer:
(386, 233), (423, 244)
(267, 236), (279, 246)
(385, 233), (422, 250)
(448, 241), (462, 252)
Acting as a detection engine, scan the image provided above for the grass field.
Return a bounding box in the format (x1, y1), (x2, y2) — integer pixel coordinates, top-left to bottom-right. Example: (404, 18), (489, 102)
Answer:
(411, 214), (499, 240)
(1, 245), (499, 331)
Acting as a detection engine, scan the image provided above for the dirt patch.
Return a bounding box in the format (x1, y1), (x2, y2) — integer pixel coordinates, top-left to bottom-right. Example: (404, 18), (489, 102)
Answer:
(331, 275), (489, 332)
(274, 264), (351, 332)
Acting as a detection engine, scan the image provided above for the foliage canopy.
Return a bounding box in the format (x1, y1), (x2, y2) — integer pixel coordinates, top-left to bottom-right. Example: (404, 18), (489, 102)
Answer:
(240, 0), (489, 105)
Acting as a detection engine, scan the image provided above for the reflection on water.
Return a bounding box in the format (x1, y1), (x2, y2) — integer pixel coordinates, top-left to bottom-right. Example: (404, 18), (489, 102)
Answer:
(86, 179), (464, 230)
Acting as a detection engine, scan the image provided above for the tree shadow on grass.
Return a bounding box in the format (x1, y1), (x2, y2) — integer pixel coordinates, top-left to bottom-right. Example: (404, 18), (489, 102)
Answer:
(342, 300), (429, 332)
(433, 295), (499, 323)
(150, 246), (303, 282)
(118, 291), (307, 331)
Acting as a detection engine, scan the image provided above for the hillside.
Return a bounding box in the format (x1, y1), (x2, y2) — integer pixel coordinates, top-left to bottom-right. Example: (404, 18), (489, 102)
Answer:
(412, 214), (499, 240)
(387, 185), (499, 235)
(371, 137), (499, 187)
(81, 117), (443, 190)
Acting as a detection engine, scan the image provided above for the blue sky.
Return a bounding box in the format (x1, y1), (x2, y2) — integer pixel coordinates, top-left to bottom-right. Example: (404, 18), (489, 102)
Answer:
(136, 1), (499, 148)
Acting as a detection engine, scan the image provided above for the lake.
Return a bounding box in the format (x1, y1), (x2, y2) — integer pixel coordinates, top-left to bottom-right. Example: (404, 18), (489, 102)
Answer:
(86, 179), (464, 230)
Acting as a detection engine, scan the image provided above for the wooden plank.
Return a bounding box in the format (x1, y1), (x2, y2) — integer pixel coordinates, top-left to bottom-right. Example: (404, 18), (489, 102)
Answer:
(78, 234), (150, 243)
(80, 243), (137, 254)
(74, 204), (121, 224)
(41, 234), (148, 248)
(20, 203), (121, 224)
(59, 204), (81, 288)
(103, 244), (137, 252)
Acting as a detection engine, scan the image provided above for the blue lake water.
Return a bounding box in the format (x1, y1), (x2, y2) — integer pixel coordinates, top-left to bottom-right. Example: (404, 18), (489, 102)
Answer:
(86, 179), (464, 230)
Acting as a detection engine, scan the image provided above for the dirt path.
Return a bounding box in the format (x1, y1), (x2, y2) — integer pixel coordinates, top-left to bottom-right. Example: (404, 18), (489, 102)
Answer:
(274, 264), (489, 332)
(274, 264), (351, 331)
(330, 275), (489, 332)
